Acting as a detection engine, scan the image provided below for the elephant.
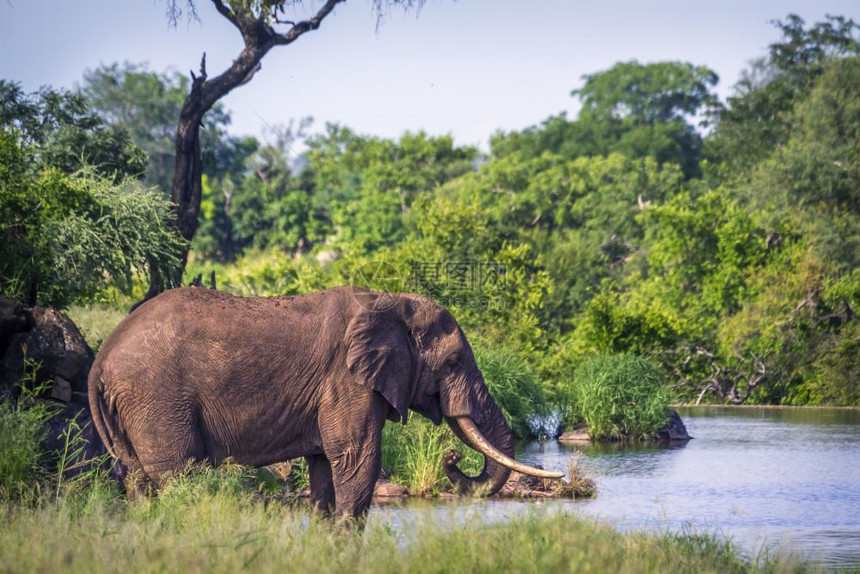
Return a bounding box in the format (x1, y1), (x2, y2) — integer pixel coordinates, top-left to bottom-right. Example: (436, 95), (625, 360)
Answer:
(88, 286), (562, 518)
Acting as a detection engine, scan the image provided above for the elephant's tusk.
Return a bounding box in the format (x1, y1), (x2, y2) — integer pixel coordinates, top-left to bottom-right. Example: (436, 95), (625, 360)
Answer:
(456, 417), (565, 479)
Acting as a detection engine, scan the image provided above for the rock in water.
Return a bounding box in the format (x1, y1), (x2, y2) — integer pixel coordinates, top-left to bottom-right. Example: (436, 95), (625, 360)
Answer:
(655, 409), (692, 442)
(373, 478), (409, 498)
(558, 423), (591, 443)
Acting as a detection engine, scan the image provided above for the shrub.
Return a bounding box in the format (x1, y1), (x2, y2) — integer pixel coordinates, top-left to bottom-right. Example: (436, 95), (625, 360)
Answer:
(564, 354), (671, 440)
(0, 130), (185, 308)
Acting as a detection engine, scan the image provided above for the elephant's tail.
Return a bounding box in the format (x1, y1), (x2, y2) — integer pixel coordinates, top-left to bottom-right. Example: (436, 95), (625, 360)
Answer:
(87, 365), (135, 476)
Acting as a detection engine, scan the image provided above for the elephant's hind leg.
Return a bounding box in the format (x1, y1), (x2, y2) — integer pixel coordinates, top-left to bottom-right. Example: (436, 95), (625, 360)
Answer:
(125, 408), (206, 488)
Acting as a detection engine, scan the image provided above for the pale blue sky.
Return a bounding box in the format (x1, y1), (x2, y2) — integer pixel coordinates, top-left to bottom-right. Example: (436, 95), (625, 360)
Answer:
(1, 1), (858, 149)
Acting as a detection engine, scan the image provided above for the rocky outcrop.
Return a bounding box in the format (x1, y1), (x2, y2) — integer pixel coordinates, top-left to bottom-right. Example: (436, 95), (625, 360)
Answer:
(558, 424), (591, 443)
(654, 410), (692, 442)
(0, 296), (94, 403)
(373, 478), (409, 498)
(0, 297), (116, 478)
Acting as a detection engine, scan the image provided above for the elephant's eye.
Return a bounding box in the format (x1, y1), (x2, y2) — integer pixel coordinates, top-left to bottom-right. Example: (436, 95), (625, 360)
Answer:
(446, 357), (460, 370)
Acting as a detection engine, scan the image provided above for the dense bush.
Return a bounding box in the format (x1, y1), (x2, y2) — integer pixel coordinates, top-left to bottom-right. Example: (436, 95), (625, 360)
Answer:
(0, 130), (184, 308)
(563, 354), (672, 440)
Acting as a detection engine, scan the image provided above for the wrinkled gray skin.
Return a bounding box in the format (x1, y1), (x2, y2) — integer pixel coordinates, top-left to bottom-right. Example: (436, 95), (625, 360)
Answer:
(89, 286), (518, 519)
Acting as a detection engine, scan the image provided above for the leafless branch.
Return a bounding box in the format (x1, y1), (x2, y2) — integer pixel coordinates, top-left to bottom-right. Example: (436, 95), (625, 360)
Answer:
(274, 0), (345, 45)
(779, 286), (824, 327)
(166, 0), (200, 27)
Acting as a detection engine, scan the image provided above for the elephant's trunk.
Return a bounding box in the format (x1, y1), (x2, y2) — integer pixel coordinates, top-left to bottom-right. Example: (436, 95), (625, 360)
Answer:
(443, 403), (514, 496)
(442, 370), (563, 495)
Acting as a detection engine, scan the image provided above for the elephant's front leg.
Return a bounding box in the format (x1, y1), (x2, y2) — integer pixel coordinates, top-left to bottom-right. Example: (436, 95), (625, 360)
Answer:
(306, 454), (335, 515)
(319, 394), (388, 519)
(326, 440), (382, 520)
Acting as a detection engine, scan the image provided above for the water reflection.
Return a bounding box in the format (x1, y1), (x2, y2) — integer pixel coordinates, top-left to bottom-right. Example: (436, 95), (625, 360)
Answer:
(369, 407), (860, 568)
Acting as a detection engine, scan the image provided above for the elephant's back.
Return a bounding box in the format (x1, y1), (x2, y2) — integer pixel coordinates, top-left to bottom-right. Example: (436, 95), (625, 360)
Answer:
(92, 287), (351, 389)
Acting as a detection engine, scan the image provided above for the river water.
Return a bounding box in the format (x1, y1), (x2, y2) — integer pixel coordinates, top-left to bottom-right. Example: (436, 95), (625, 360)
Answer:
(367, 407), (860, 568)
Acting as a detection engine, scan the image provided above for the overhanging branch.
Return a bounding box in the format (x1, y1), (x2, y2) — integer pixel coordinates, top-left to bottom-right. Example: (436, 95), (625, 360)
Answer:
(274, 0), (345, 45)
(209, 0), (243, 31)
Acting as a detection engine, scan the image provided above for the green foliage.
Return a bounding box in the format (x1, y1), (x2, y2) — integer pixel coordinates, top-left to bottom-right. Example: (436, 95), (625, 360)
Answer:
(708, 14), (860, 174)
(807, 319), (860, 405)
(0, 131), (185, 307)
(81, 62), (241, 193)
(473, 344), (548, 439)
(563, 354), (672, 440)
(577, 288), (683, 356)
(575, 61), (720, 124)
(0, 360), (122, 506)
(193, 128), (309, 261)
(642, 189), (769, 317)
(51, 412), (115, 501)
(0, 401), (47, 499)
(308, 127), (477, 255)
(192, 125), (477, 262)
(492, 61), (718, 179)
(746, 57), (860, 269)
(147, 462), (260, 512)
(65, 296), (133, 352)
(0, 363), (56, 499)
(0, 80), (146, 182)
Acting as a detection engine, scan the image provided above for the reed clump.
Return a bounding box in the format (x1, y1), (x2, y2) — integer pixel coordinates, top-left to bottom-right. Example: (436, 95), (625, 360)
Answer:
(563, 354), (672, 441)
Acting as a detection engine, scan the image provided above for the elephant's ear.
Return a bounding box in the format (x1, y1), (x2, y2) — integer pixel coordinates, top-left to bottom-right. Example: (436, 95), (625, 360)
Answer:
(345, 306), (416, 424)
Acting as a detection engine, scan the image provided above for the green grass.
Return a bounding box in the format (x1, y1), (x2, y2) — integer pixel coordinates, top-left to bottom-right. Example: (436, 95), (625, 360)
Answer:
(0, 469), (812, 574)
(185, 248), (330, 298)
(0, 400), (46, 500)
(65, 298), (131, 352)
(0, 365), (58, 501)
(563, 353), (672, 440)
(381, 418), (483, 495)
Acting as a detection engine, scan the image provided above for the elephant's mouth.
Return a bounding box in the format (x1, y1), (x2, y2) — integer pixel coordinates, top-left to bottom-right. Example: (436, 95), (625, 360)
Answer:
(451, 416), (564, 479)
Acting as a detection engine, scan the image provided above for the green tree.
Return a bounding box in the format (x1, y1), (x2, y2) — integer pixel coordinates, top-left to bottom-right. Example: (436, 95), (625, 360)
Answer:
(194, 124), (315, 261)
(301, 127), (476, 255)
(0, 130), (184, 308)
(491, 61), (718, 179)
(0, 81), (145, 181)
(707, 14), (860, 173)
(145, 0), (432, 301)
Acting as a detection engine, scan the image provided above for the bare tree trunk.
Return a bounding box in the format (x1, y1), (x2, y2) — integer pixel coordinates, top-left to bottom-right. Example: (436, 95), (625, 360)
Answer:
(136, 0), (345, 306)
